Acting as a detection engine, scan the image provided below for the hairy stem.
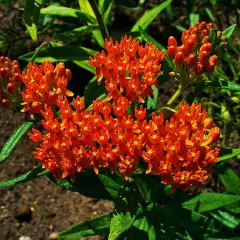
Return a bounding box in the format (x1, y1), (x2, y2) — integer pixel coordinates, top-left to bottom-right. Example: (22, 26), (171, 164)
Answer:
(167, 84), (184, 106)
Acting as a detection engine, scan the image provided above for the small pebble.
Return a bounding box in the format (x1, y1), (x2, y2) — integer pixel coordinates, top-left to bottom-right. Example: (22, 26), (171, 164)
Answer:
(19, 236), (32, 240)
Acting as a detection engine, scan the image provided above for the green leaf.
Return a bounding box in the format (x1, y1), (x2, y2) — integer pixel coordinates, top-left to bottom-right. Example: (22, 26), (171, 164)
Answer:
(84, 77), (106, 108)
(182, 193), (240, 213)
(40, 6), (95, 23)
(131, 0), (172, 32)
(73, 60), (95, 74)
(58, 213), (111, 238)
(222, 24), (237, 38)
(0, 167), (48, 188)
(98, 0), (114, 23)
(216, 164), (240, 195)
(24, 0), (43, 42)
(148, 225), (156, 240)
(174, 24), (187, 32)
(139, 26), (172, 66)
(218, 148), (240, 162)
(109, 212), (135, 240)
(79, 0), (104, 47)
(210, 210), (239, 229)
(189, 13), (199, 26)
(206, 80), (240, 91)
(49, 171), (123, 200)
(205, 8), (215, 22)
(147, 85), (159, 110)
(52, 25), (99, 41)
(0, 121), (33, 164)
(19, 46), (96, 63)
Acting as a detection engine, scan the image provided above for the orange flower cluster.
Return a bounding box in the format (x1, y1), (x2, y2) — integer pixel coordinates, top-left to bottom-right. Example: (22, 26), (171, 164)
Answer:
(89, 36), (165, 102)
(144, 102), (220, 190)
(0, 56), (22, 107)
(29, 97), (220, 189)
(21, 61), (73, 117)
(168, 22), (218, 76)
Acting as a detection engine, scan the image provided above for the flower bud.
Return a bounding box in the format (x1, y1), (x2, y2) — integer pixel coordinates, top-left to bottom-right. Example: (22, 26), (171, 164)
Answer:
(66, 69), (72, 81)
(168, 36), (178, 48)
(202, 36), (210, 44)
(2, 98), (9, 106)
(196, 63), (204, 73)
(209, 55), (218, 65)
(199, 51), (209, 65)
(184, 39), (195, 53)
(45, 70), (55, 85)
(7, 82), (16, 94)
(167, 46), (177, 59)
(31, 101), (42, 113)
(206, 62), (215, 73)
(201, 29), (208, 38)
(200, 43), (212, 54)
(186, 54), (196, 68)
(175, 52), (185, 65)
(199, 21), (207, 30)
(204, 118), (213, 129)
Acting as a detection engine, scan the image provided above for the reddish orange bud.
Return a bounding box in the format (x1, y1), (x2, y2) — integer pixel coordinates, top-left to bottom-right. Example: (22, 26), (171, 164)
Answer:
(45, 70), (55, 85)
(209, 55), (218, 65)
(167, 46), (177, 59)
(201, 29), (208, 38)
(200, 43), (212, 54)
(12, 64), (20, 74)
(206, 62), (216, 73)
(12, 73), (22, 82)
(186, 54), (196, 68)
(202, 36), (210, 44)
(56, 63), (66, 77)
(175, 52), (185, 65)
(7, 82), (16, 94)
(2, 98), (9, 106)
(199, 51), (209, 65)
(168, 36), (178, 48)
(184, 39), (195, 53)
(196, 63), (204, 73)
(199, 21), (207, 30)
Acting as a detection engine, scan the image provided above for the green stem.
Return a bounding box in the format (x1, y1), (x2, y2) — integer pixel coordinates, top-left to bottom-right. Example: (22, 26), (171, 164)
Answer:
(88, 0), (109, 40)
(167, 84), (184, 106)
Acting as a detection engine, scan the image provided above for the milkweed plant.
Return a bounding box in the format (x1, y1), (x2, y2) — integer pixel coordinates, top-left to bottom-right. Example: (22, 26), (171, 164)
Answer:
(1, 0), (240, 239)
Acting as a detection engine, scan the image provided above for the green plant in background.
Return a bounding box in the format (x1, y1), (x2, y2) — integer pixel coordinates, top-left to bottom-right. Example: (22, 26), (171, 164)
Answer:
(1, 0), (240, 239)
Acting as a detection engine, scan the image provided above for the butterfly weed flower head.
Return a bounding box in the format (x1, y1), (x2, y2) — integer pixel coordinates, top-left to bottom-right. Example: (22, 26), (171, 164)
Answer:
(21, 61), (73, 118)
(0, 56), (22, 108)
(89, 36), (165, 103)
(167, 22), (222, 86)
(144, 102), (220, 190)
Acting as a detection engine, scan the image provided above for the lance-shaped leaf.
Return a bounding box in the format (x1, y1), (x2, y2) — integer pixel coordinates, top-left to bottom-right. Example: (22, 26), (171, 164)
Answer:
(182, 193), (240, 213)
(108, 212), (136, 240)
(24, 0), (43, 42)
(0, 167), (48, 188)
(222, 24), (237, 38)
(98, 0), (114, 23)
(205, 80), (240, 91)
(0, 121), (33, 164)
(19, 46), (96, 63)
(58, 213), (111, 238)
(48, 171), (123, 200)
(218, 148), (240, 162)
(131, 0), (172, 32)
(40, 6), (95, 23)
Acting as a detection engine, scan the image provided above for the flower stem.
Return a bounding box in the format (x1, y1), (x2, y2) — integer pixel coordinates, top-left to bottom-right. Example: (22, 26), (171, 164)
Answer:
(167, 84), (184, 106)
(88, 0), (109, 40)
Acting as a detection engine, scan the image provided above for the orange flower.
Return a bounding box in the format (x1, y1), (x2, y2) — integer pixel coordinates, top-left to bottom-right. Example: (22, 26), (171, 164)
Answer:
(89, 36), (165, 103)
(21, 61), (73, 118)
(146, 102), (220, 190)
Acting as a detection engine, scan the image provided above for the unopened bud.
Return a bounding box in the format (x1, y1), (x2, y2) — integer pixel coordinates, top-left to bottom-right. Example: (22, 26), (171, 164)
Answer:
(186, 54), (196, 68)
(201, 29), (208, 38)
(175, 52), (185, 65)
(202, 36), (210, 44)
(7, 82), (16, 94)
(169, 71), (176, 77)
(66, 69), (72, 81)
(196, 63), (204, 73)
(206, 62), (216, 73)
(217, 31), (222, 38)
(199, 51), (209, 65)
(209, 55), (218, 65)
(2, 98), (9, 106)
(56, 63), (66, 76)
(167, 46), (177, 59)
(168, 36), (178, 48)
(184, 39), (195, 53)
(45, 70), (55, 85)
(31, 101), (42, 113)
(200, 43), (212, 54)
(199, 22), (207, 30)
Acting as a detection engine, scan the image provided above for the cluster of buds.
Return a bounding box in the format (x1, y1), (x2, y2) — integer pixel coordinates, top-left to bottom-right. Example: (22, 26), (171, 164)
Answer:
(168, 22), (219, 85)
(0, 57), (22, 107)
(21, 61), (73, 118)
(89, 36), (165, 103)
